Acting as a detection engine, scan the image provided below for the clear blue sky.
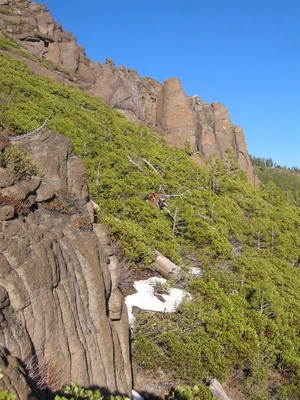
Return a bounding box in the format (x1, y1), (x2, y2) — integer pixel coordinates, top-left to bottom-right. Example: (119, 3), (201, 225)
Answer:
(40, 0), (300, 168)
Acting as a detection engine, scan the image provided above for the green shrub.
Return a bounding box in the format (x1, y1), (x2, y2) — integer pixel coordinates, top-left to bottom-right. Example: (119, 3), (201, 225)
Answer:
(0, 194), (29, 216)
(39, 58), (70, 74)
(42, 198), (76, 215)
(0, 145), (39, 180)
(165, 385), (211, 400)
(54, 382), (103, 400)
(151, 280), (171, 295)
(0, 35), (35, 60)
(54, 382), (130, 400)
(0, 8), (9, 15)
(9, 21), (20, 26)
(2, 51), (300, 397)
(74, 215), (93, 231)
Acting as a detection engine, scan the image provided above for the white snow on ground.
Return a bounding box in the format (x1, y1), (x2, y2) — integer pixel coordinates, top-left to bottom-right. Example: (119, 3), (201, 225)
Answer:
(190, 266), (202, 276)
(131, 390), (144, 400)
(125, 277), (187, 325)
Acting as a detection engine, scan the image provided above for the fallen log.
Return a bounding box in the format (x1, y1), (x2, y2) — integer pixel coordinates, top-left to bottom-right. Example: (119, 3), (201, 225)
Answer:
(154, 251), (182, 280)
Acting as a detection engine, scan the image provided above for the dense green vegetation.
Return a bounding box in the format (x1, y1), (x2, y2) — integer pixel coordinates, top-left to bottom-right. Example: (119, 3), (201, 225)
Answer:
(54, 382), (130, 400)
(250, 154), (299, 173)
(0, 33), (36, 61)
(0, 144), (39, 180)
(251, 154), (300, 205)
(165, 385), (211, 400)
(54, 383), (209, 400)
(1, 49), (300, 399)
(254, 165), (300, 207)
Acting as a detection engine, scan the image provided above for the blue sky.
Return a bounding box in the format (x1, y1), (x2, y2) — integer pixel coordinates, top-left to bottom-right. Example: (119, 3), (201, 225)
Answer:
(41, 0), (300, 168)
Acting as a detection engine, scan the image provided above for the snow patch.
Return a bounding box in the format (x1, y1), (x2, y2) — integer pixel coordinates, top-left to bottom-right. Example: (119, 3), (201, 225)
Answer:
(125, 277), (187, 325)
(190, 267), (202, 276)
(132, 390), (144, 400)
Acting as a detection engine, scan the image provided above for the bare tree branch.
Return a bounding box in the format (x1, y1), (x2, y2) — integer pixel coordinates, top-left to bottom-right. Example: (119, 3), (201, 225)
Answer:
(163, 189), (190, 200)
(128, 156), (144, 171)
(9, 112), (54, 141)
(142, 157), (160, 175)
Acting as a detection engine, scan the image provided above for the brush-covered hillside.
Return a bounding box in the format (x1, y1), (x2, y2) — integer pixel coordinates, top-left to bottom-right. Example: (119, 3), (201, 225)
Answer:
(254, 164), (300, 207)
(1, 41), (300, 399)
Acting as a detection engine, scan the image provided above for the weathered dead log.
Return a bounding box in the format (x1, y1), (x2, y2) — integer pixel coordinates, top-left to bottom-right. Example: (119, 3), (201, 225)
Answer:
(154, 251), (182, 279)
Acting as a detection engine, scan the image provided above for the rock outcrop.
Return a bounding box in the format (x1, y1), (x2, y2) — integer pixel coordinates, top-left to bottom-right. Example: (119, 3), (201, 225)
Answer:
(0, 131), (132, 398)
(210, 379), (231, 400)
(156, 78), (196, 150)
(188, 96), (254, 185)
(0, 0), (255, 185)
(0, 346), (38, 399)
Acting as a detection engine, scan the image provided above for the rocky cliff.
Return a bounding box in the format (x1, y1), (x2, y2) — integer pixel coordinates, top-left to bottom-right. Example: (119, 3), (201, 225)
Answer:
(0, 130), (132, 398)
(0, 0), (254, 185)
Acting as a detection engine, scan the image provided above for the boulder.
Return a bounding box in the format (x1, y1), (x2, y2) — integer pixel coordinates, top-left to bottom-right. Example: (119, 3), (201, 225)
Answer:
(86, 200), (95, 223)
(36, 181), (55, 202)
(0, 168), (13, 188)
(25, 194), (36, 208)
(18, 176), (41, 193)
(210, 379), (231, 400)
(0, 185), (26, 201)
(17, 130), (89, 198)
(0, 205), (15, 221)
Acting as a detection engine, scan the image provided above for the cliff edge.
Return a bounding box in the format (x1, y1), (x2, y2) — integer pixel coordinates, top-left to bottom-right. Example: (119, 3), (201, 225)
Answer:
(0, 130), (132, 398)
(0, 0), (254, 185)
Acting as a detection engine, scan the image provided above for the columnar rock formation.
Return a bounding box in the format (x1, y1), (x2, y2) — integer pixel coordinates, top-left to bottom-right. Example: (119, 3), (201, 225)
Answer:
(0, 131), (132, 398)
(0, 0), (255, 185)
(156, 78), (196, 150)
(188, 95), (254, 184)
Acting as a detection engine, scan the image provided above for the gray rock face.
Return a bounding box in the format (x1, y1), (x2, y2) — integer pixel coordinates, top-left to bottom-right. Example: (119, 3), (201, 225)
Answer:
(0, 132), (132, 398)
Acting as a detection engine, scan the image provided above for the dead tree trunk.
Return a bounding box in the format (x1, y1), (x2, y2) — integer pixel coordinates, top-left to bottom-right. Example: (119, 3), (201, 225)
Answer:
(154, 251), (182, 280)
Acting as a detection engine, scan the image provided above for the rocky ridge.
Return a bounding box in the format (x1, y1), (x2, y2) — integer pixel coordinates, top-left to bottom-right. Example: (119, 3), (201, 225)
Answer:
(0, 130), (132, 398)
(0, 0), (255, 185)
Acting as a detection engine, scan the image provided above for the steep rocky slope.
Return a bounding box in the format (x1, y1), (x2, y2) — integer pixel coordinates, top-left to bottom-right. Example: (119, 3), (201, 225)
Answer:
(0, 0), (254, 185)
(0, 131), (132, 398)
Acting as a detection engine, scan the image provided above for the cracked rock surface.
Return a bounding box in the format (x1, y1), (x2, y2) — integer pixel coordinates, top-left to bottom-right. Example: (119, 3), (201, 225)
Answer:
(0, 131), (132, 398)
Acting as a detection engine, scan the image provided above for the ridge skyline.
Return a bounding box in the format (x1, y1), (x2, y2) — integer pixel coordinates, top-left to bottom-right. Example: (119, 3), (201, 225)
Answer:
(39, 0), (299, 169)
